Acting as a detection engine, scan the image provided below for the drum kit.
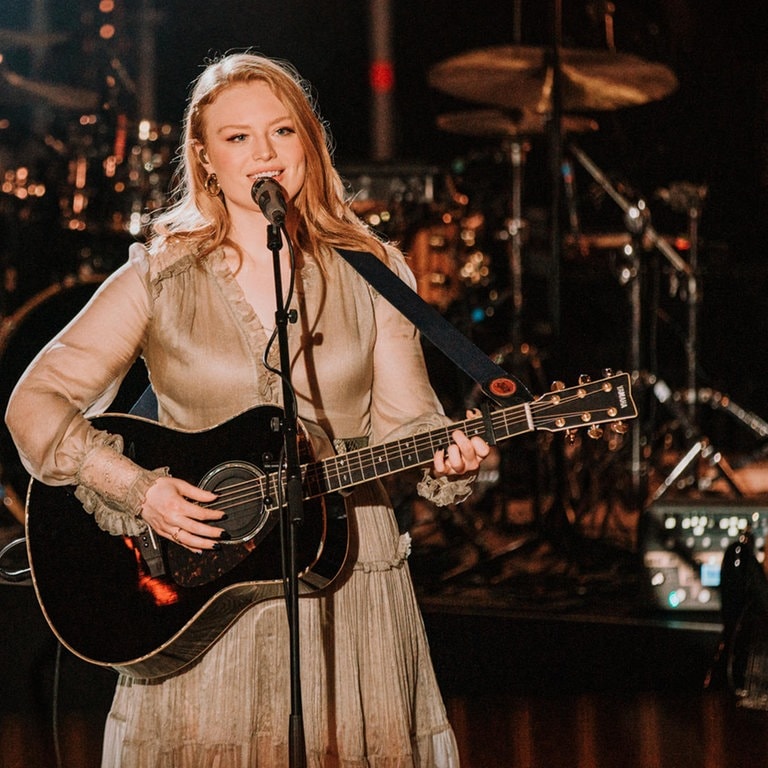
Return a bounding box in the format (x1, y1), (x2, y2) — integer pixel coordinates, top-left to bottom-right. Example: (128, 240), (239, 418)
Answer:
(395, 39), (765, 564)
(0, 34), (170, 532)
(0, 42), (177, 309)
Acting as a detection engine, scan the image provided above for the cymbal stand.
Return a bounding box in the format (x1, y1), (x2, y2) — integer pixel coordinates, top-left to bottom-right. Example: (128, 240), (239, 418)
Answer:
(568, 143), (687, 505)
(649, 183), (745, 499)
(657, 182), (708, 423)
(569, 143), (744, 502)
(568, 143), (692, 278)
(623, 208), (647, 502)
(649, 376), (744, 502)
(685, 189), (702, 424)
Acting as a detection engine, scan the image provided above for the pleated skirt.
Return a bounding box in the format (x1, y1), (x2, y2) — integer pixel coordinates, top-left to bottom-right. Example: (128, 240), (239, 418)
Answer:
(100, 482), (459, 767)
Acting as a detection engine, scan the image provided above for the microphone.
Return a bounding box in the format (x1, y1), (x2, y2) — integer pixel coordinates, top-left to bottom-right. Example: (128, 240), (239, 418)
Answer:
(251, 178), (287, 225)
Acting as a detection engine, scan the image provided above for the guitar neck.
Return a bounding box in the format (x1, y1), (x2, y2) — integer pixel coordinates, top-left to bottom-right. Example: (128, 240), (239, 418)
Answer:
(302, 404), (532, 499)
(298, 371), (634, 500)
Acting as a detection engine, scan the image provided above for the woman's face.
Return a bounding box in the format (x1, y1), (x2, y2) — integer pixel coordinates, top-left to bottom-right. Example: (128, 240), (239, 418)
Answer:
(197, 80), (306, 220)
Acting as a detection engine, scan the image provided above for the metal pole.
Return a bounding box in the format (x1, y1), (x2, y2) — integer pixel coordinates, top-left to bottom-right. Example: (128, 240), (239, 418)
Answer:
(137, 0), (158, 122)
(368, 0), (395, 160)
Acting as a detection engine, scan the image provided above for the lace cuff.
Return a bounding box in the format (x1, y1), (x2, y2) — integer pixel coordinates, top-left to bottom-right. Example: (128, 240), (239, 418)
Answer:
(416, 468), (475, 507)
(75, 467), (169, 536)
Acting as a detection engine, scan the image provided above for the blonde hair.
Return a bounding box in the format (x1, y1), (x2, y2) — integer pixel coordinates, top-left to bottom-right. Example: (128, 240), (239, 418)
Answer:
(148, 51), (388, 262)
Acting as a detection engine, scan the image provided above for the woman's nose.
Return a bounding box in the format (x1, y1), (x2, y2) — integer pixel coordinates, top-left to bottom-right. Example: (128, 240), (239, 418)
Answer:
(252, 137), (276, 160)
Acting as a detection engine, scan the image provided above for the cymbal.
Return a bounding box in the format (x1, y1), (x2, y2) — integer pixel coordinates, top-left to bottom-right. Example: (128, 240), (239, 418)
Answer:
(0, 29), (68, 49)
(436, 109), (599, 138)
(0, 64), (99, 111)
(428, 45), (678, 112)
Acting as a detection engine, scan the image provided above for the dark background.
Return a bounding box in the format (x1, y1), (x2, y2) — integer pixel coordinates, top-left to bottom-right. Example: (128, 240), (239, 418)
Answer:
(2, 0), (768, 454)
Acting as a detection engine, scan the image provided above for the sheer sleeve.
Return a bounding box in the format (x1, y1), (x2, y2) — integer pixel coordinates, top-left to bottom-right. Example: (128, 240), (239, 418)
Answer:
(368, 248), (476, 506)
(4, 246), (160, 528)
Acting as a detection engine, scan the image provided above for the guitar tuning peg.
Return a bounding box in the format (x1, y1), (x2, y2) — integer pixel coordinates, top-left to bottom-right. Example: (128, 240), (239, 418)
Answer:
(565, 428), (579, 445)
(551, 380), (566, 391)
(611, 420), (629, 435)
(578, 374), (592, 384)
(588, 424), (604, 440)
(602, 367), (614, 377)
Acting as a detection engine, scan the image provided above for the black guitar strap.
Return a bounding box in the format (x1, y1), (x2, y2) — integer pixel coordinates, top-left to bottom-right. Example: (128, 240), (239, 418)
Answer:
(337, 248), (532, 406)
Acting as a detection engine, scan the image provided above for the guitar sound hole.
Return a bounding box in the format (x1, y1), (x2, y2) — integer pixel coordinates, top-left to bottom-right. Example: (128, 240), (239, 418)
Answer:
(199, 461), (268, 542)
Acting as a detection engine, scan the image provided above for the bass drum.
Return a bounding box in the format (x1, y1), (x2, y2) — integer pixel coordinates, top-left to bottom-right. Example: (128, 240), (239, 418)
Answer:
(0, 277), (149, 524)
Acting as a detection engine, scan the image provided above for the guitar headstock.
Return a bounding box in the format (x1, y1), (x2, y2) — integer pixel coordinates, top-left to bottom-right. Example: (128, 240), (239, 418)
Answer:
(532, 371), (637, 435)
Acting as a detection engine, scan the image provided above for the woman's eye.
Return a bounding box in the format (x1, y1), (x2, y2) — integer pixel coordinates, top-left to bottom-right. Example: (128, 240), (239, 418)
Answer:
(275, 126), (295, 136)
(227, 133), (247, 143)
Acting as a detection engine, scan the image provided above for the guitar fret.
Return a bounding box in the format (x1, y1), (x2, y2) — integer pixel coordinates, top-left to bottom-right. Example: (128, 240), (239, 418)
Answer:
(370, 444), (392, 477)
(302, 462), (328, 497)
(358, 449), (381, 482)
(324, 455), (345, 491)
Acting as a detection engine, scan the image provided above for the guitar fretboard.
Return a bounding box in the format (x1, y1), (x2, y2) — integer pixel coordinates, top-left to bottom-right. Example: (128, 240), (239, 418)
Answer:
(210, 372), (633, 516)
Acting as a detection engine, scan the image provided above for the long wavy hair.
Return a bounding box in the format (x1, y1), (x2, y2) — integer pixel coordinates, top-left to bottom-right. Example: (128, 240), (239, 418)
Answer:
(148, 52), (389, 263)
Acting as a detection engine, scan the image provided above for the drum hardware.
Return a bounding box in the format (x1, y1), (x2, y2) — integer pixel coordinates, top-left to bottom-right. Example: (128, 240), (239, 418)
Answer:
(341, 162), (445, 244)
(655, 182), (708, 425)
(109, 119), (177, 237)
(425, 35), (612, 564)
(567, 142), (744, 509)
(504, 137), (528, 348)
(434, 105), (601, 343)
(684, 388), (768, 443)
(0, 29), (69, 50)
(57, 115), (177, 239)
(650, 377), (744, 503)
(0, 58), (100, 112)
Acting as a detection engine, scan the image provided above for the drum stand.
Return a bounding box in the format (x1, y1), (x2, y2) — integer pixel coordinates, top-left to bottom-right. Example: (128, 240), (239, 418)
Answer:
(648, 184), (744, 501)
(569, 143), (745, 507)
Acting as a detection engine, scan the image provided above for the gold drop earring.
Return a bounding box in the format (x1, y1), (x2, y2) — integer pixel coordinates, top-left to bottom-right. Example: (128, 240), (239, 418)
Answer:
(198, 147), (220, 196)
(205, 173), (221, 196)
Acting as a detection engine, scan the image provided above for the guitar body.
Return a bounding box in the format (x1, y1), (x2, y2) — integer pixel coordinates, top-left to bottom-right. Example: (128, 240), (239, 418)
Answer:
(26, 406), (348, 679)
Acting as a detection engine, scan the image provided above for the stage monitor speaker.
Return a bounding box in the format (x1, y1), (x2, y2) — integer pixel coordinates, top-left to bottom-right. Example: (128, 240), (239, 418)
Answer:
(640, 500), (768, 611)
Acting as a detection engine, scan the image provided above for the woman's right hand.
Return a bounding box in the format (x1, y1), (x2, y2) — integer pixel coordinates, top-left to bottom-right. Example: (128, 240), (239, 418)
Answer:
(140, 476), (224, 552)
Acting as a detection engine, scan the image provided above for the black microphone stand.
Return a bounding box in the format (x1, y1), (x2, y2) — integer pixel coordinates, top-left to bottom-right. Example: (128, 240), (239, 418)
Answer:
(265, 220), (306, 768)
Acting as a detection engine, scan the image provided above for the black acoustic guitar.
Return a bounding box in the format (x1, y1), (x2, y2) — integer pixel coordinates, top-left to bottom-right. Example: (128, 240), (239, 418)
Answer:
(26, 372), (636, 679)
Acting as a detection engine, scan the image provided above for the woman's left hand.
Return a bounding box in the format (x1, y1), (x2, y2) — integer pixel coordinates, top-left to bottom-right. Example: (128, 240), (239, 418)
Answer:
(431, 409), (491, 478)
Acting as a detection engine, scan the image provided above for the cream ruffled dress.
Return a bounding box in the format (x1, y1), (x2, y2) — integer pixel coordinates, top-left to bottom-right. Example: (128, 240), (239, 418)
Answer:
(6, 240), (470, 766)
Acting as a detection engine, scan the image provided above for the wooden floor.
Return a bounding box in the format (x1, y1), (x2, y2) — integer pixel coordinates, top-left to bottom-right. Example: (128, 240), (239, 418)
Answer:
(3, 527), (768, 768)
(422, 606), (768, 768)
(445, 689), (768, 768)
(3, 688), (767, 768)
